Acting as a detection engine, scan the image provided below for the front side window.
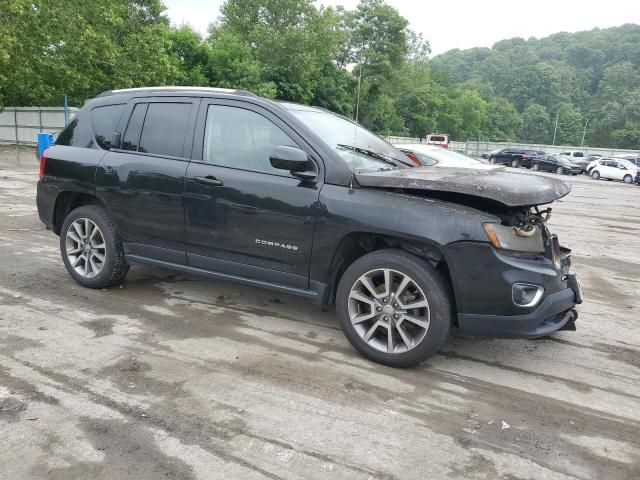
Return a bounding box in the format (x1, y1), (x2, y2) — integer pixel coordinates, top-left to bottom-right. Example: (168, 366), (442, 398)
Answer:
(91, 104), (125, 149)
(203, 105), (298, 174)
(139, 103), (192, 157)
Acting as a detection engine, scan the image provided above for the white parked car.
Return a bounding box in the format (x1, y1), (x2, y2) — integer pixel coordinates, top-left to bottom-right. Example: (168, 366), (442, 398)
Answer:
(589, 158), (640, 184)
(393, 143), (502, 170)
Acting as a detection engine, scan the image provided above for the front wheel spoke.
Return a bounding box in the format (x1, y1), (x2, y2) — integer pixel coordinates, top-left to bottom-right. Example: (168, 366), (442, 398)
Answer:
(91, 240), (105, 250)
(401, 314), (429, 329)
(72, 222), (84, 239)
(360, 276), (384, 299)
(350, 291), (376, 307)
(399, 299), (429, 311)
(393, 275), (411, 299)
(351, 310), (377, 325)
(84, 219), (92, 239)
(92, 251), (105, 263)
(363, 321), (383, 342)
(382, 269), (391, 297)
(67, 231), (81, 244)
(71, 254), (83, 268)
(387, 324), (395, 352)
(89, 256), (100, 276)
(396, 324), (413, 349)
(84, 256), (90, 276)
(67, 246), (82, 255)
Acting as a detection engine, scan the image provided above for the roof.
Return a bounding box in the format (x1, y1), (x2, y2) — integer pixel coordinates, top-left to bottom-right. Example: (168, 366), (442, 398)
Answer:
(96, 86), (255, 98)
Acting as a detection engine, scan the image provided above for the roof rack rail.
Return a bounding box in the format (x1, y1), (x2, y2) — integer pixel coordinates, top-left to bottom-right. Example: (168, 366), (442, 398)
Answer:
(97, 86), (256, 98)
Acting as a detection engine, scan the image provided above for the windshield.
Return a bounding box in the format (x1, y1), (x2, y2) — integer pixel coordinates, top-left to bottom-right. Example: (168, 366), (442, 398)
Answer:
(289, 109), (409, 172)
(415, 147), (486, 167)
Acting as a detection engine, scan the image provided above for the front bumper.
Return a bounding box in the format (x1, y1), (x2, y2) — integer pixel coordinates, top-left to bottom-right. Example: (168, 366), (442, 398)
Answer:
(443, 241), (580, 338)
(458, 289), (579, 338)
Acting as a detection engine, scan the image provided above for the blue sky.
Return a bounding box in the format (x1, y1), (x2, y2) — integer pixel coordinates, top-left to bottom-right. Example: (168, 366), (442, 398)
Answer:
(163, 0), (640, 55)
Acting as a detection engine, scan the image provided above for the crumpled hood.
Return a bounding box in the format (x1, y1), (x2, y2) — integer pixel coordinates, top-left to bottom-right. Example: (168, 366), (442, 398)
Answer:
(355, 166), (572, 207)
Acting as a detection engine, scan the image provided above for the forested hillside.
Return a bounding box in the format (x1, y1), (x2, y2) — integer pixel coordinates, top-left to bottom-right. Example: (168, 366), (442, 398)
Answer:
(432, 24), (640, 148)
(1, 0), (638, 148)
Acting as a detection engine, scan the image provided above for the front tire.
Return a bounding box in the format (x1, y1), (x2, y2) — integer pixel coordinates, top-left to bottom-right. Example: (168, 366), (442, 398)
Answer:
(591, 170), (600, 180)
(556, 166), (564, 175)
(511, 159), (519, 168)
(532, 163), (540, 171)
(60, 205), (128, 289)
(336, 249), (451, 368)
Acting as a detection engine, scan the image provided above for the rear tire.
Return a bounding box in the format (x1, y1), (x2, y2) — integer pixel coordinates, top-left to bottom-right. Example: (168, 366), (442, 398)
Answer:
(556, 166), (564, 175)
(511, 159), (519, 168)
(591, 170), (600, 180)
(60, 205), (128, 289)
(624, 175), (633, 184)
(336, 249), (451, 368)
(532, 163), (540, 171)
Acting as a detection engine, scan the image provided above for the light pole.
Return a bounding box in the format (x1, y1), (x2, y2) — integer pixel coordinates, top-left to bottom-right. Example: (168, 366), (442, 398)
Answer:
(580, 118), (589, 147)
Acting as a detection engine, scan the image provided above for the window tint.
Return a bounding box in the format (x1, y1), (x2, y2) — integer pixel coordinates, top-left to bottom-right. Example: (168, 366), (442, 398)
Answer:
(139, 103), (192, 157)
(91, 104), (125, 149)
(203, 105), (298, 174)
(121, 103), (147, 152)
(55, 112), (93, 148)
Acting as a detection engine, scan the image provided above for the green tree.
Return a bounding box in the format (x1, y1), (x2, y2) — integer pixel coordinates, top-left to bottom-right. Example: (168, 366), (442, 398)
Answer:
(521, 103), (551, 143)
(485, 97), (521, 140)
(554, 103), (583, 146)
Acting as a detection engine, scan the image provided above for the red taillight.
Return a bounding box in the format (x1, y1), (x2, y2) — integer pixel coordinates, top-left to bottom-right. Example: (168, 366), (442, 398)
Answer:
(39, 148), (48, 180)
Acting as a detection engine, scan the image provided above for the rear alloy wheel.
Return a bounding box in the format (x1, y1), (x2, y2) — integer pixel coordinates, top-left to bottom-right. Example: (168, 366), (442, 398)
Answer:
(532, 163), (540, 171)
(511, 159), (519, 168)
(591, 170), (600, 180)
(336, 249), (451, 367)
(60, 205), (128, 288)
(556, 166), (564, 175)
(624, 174), (633, 184)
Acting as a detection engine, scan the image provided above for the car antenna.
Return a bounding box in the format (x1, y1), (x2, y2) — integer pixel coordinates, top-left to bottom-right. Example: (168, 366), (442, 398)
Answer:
(350, 41), (365, 191)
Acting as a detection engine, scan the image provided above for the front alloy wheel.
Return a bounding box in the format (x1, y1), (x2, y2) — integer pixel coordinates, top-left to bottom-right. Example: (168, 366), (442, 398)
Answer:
(348, 268), (430, 354)
(65, 218), (106, 278)
(336, 249), (451, 367)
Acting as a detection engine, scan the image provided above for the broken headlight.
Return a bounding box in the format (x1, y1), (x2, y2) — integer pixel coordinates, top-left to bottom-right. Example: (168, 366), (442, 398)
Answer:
(483, 223), (545, 253)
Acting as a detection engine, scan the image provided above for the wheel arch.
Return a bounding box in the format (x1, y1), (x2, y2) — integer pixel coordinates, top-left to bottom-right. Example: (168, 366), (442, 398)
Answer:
(323, 232), (455, 311)
(52, 191), (108, 235)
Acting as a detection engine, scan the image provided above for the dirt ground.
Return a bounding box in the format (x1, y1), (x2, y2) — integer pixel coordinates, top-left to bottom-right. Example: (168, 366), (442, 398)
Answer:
(0, 146), (639, 480)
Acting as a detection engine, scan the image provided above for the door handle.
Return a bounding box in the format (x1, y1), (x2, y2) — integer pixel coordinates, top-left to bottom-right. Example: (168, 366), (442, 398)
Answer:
(194, 176), (223, 187)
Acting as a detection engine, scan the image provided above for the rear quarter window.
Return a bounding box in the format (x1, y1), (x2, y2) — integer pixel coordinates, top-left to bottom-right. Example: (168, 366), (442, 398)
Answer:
(55, 111), (93, 148)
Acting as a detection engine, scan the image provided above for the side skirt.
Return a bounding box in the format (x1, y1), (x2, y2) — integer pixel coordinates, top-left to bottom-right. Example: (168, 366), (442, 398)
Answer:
(125, 254), (327, 304)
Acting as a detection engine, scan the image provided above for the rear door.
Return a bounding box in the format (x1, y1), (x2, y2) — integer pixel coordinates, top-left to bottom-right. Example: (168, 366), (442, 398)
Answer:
(184, 99), (321, 289)
(96, 97), (199, 264)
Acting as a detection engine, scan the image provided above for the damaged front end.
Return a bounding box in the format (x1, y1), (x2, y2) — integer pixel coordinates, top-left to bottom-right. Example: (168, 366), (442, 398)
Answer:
(355, 166), (582, 338)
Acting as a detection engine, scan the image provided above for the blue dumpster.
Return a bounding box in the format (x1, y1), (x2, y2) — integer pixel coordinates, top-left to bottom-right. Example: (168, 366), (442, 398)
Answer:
(36, 133), (55, 159)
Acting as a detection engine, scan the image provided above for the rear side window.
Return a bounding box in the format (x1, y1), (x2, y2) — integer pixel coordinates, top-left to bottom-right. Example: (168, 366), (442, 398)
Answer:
(139, 103), (192, 157)
(91, 104), (125, 149)
(55, 112), (93, 148)
(122, 103), (147, 152)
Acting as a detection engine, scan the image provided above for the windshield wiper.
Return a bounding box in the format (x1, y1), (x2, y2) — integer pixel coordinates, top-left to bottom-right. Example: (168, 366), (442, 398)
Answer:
(337, 144), (412, 168)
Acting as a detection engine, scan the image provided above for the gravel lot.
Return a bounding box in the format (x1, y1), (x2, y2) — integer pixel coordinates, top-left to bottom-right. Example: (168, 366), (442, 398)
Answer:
(1, 146), (639, 479)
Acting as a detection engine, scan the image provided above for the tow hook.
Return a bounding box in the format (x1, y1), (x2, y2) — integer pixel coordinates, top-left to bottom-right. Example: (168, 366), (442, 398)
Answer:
(559, 308), (578, 332)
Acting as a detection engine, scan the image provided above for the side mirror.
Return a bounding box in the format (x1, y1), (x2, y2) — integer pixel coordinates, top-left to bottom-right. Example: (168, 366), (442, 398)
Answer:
(270, 146), (316, 182)
(111, 132), (122, 150)
(270, 145), (308, 171)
